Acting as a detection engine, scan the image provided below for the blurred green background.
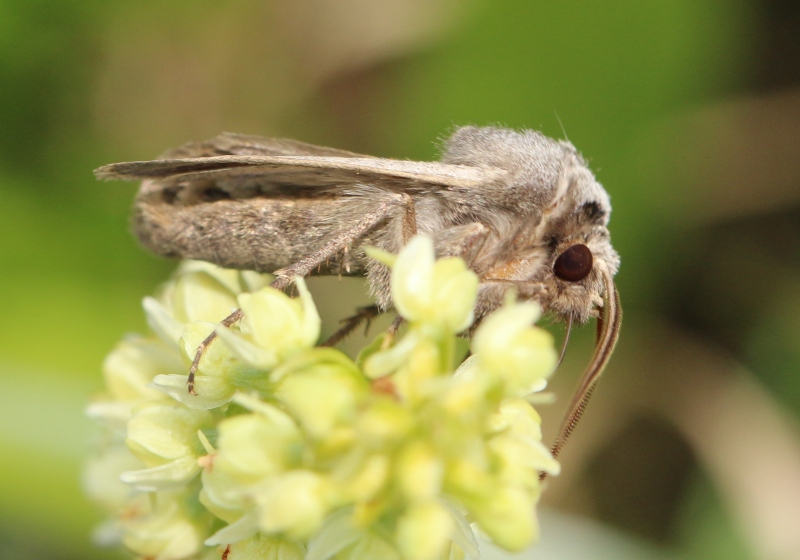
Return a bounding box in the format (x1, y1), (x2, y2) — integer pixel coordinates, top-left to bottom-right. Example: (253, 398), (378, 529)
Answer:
(1, 1), (799, 559)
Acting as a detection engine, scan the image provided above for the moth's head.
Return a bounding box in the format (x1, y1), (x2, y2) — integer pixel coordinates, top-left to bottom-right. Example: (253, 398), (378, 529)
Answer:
(442, 126), (619, 323)
(536, 144), (620, 324)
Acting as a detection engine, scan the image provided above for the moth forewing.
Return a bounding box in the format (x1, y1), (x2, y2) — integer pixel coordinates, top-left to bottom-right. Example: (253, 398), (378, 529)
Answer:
(96, 125), (621, 460)
(94, 154), (505, 189)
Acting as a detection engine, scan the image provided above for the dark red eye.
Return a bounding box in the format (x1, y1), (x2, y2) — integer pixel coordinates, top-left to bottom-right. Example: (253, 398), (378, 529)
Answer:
(554, 244), (593, 282)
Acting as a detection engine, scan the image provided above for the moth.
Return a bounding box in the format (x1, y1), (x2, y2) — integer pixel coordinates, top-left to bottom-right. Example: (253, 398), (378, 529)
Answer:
(96, 126), (621, 458)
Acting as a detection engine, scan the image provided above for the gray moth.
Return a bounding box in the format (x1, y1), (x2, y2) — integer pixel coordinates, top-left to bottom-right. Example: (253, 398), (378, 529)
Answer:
(96, 126), (621, 459)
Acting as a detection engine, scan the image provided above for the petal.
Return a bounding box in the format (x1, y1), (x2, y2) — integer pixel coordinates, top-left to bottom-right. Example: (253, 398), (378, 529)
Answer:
(472, 302), (557, 392)
(120, 455), (200, 489)
(152, 374), (235, 409)
(254, 471), (329, 538)
(238, 289), (305, 352)
(295, 277), (322, 348)
(439, 497), (479, 560)
(396, 442), (444, 502)
(362, 331), (419, 379)
(335, 454), (389, 503)
(431, 261), (478, 333)
(122, 494), (207, 559)
(391, 235), (435, 322)
(335, 531), (401, 560)
(364, 246), (397, 268)
(83, 444), (141, 510)
(307, 509), (362, 560)
(175, 260), (243, 295)
(200, 468), (249, 522)
(125, 404), (211, 462)
(278, 364), (366, 439)
(143, 296), (183, 347)
(215, 408), (301, 481)
(172, 270), (239, 324)
(215, 324), (279, 371)
(86, 400), (136, 429)
(395, 501), (453, 560)
(469, 486), (536, 552)
(240, 270), (274, 293)
(205, 510), (260, 546)
(472, 303), (542, 364)
(224, 534), (306, 560)
(102, 335), (181, 401)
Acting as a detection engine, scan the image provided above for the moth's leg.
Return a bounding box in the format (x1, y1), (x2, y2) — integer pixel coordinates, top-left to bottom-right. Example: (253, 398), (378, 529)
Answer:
(381, 315), (404, 349)
(322, 194), (419, 345)
(271, 198), (399, 290)
(187, 308), (244, 395)
(188, 198), (400, 394)
(319, 304), (382, 347)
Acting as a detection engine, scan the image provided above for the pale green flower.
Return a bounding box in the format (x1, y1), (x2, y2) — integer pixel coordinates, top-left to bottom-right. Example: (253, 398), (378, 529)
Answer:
(143, 261), (256, 348)
(153, 321), (261, 409)
(221, 534), (305, 560)
(83, 443), (143, 535)
(120, 489), (214, 560)
(472, 301), (558, 395)
(122, 403), (216, 489)
(214, 396), (303, 482)
(253, 470), (331, 538)
(217, 278), (320, 371)
(87, 240), (561, 560)
(395, 441), (443, 502)
(159, 260), (272, 325)
(86, 335), (178, 429)
(471, 485), (538, 551)
(395, 500), (453, 560)
(274, 349), (369, 439)
(369, 235), (478, 333)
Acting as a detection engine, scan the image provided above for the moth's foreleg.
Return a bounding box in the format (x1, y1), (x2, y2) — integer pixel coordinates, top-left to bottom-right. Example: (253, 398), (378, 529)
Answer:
(309, 196), (417, 348)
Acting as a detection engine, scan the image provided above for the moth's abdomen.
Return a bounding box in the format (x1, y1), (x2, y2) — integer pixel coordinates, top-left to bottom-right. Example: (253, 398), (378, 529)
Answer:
(133, 184), (369, 275)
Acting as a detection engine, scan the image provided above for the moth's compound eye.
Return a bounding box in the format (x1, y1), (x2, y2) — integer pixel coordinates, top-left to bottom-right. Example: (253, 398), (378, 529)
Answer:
(554, 244), (593, 282)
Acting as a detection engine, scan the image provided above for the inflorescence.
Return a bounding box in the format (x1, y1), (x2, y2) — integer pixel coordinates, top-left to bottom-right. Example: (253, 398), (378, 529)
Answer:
(85, 235), (560, 560)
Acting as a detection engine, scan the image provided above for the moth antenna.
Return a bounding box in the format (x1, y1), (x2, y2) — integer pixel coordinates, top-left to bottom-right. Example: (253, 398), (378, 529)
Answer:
(554, 111), (570, 143)
(556, 314), (574, 369)
(550, 270), (621, 460)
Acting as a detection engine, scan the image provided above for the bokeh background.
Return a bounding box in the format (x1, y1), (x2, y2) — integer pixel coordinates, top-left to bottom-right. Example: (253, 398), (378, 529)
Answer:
(1, 1), (799, 559)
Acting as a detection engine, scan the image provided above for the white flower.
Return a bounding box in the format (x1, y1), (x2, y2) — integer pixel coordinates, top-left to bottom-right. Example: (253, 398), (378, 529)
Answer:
(121, 403), (214, 489)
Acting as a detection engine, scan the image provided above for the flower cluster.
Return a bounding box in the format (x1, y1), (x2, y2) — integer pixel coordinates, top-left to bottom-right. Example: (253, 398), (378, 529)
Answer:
(85, 236), (560, 560)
